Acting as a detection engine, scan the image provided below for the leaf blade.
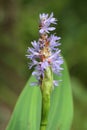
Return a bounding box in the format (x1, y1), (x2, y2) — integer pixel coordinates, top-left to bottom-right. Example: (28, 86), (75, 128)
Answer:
(6, 76), (42, 130)
(46, 61), (73, 130)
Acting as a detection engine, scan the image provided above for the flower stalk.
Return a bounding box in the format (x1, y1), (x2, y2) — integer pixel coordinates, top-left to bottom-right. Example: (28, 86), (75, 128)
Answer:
(40, 67), (53, 130)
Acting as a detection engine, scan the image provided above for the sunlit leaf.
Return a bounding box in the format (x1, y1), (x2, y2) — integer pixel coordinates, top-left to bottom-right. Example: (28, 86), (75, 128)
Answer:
(6, 61), (73, 130)
(46, 61), (73, 130)
(6, 76), (42, 130)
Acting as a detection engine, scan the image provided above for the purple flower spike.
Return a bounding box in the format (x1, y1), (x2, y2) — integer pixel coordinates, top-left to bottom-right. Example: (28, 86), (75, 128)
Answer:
(26, 13), (63, 87)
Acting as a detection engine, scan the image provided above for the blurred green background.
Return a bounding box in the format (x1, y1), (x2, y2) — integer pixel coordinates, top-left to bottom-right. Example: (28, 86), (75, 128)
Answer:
(0, 0), (87, 130)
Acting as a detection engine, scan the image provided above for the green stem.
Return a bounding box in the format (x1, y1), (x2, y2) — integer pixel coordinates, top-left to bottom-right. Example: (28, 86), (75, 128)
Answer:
(40, 91), (50, 130)
(40, 125), (46, 130)
(40, 67), (53, 130)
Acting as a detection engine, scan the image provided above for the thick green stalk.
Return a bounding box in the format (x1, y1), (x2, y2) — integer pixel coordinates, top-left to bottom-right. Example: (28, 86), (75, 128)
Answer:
(40, 67), (53, 130)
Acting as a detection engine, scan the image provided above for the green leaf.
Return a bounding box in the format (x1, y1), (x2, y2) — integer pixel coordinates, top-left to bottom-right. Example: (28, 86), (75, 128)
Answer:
(46, 61), (73, 130)
(6, 76), (42, 130)
(6, 61), (73, 130)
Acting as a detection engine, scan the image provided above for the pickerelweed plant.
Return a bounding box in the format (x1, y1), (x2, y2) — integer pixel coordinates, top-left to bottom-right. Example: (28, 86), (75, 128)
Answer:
(26, 13), (63, 130)
(6, 12), (73, 130)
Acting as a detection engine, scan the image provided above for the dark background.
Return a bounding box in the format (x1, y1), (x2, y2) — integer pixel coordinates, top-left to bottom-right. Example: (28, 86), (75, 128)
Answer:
(0, 0), (87, 130)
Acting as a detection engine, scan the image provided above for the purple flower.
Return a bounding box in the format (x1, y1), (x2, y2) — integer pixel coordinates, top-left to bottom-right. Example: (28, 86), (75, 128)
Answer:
(26, 41), (40, 60)
(26, 13), (63, 87)
(48, 34), (61, 50)
(53, 80), (59, 87)
(39, 13), (57, 34)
